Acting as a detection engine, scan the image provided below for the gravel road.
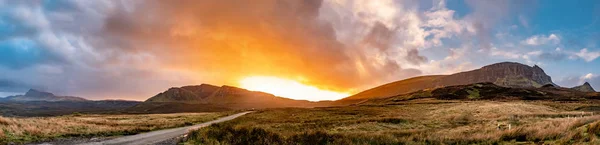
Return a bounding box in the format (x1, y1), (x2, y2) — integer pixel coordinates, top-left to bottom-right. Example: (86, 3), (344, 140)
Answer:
(75, 111), (252, 145)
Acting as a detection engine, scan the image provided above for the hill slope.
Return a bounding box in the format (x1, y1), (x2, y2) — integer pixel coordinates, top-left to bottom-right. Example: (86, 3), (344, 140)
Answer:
(131, 84), (331, 113)
(145, 84), (220, 103)
(343, 62), (557, 101)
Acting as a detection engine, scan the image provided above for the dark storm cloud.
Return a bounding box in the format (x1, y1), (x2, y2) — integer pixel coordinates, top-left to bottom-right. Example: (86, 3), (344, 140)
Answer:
(0, 79), (31, 93)
(362, 22), (396, 51)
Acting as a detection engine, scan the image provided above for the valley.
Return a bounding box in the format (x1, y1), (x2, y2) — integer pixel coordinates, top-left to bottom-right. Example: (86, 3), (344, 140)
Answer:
(2, 1), (599, 144)
(0, 62), (599, 144)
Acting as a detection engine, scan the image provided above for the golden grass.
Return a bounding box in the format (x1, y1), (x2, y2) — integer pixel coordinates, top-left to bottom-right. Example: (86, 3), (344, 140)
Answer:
(185, 100), (600, 144)
(0, 112), (225, 144)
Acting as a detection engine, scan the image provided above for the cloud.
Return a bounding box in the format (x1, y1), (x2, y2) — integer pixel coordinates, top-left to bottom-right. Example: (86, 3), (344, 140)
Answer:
(422, 0), (468, 47)
(537, 52), (567, 61)
(0, 79), (32, 93)
(490, 47), (522, 59)
(3, 0), (587, 100)
(583, 73), (596, 80)
(0, 0), (199, 100)
(464, 0), (511, 50)
(521, 34), (560, 46)
(1, 0), (440, 99)
(574, 48), (600, 62)
(406, 49), (428, 65)
(100, 0), (427, 92)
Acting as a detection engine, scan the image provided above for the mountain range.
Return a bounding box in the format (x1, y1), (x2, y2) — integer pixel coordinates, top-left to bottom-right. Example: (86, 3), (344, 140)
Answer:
(3, 89), (88, 102)
(1, 62), (596, 116)
(341, 62), (591, 102)
(0, 89), (140, 116)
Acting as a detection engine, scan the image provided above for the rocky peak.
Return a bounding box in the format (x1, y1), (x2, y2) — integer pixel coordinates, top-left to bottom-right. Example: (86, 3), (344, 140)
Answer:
(24, 89), (55, 98)
(572, 82), (596, 92)
(479, 62), (554, 86)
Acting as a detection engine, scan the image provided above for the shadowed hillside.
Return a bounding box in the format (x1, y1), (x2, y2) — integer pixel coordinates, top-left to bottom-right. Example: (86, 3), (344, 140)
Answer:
(360, 83), (600, 106)
(129, 85), (335, 113)
(0, 90), (140, 116)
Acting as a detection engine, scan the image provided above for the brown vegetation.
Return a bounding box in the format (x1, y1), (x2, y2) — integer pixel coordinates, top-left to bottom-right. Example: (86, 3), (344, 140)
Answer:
(0, 112), (225, 144)
(185, 100), (600, 144)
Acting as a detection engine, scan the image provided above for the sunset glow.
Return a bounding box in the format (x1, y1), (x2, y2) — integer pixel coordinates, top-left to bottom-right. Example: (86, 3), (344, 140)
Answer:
(239, 76), (350, 101)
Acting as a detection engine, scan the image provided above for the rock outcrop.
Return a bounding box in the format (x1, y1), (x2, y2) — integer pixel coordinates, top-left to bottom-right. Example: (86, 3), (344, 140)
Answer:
(572, 82), (596, 92)
(436, 62), (554, 88)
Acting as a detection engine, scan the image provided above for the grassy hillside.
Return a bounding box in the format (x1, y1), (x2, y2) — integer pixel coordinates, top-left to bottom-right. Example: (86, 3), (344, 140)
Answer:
(184, 100), (600, 144)
(343, 75), (444, 101)
(139, 85), (331, 112)
(0, 112), (228, 144)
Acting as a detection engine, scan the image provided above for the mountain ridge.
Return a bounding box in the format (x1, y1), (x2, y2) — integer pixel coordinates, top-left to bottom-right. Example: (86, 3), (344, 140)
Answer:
(132, 84), (334, 112)
(342, 62), (559, 101)
(4, 89), (88, 102)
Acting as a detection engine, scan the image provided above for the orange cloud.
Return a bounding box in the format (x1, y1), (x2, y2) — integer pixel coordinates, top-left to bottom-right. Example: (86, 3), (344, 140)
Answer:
(101, 0), (422, 94)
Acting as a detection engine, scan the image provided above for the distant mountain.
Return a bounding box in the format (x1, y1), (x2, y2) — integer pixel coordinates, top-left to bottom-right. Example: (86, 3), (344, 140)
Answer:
(342, 62), (557, 101)
(131, 84), (330, 113)
(572, 82), (596, 92)
(0, 89), (142, 116)
(4, 89), (88, 102)
(0, 100), (140, 117)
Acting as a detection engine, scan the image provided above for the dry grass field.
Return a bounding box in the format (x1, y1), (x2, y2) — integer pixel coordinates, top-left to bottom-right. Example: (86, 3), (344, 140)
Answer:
(185, 100), (600, 144)
(0, 112), (228, 144)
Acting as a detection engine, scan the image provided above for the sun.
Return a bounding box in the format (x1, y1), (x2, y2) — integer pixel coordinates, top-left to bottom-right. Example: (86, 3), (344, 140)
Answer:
(239, 76), (349, 101)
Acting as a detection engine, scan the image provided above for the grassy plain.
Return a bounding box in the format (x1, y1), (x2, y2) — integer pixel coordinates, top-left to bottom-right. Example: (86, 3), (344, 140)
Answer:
(185, 99), (600, 144)
(0, 112), (227, 144)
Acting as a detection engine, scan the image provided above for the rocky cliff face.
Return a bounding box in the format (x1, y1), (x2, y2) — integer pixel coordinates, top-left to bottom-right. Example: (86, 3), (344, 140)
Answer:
(436, 62), (554, 88)
(572, 82), (596, 92)
(5, 89), (88, 102)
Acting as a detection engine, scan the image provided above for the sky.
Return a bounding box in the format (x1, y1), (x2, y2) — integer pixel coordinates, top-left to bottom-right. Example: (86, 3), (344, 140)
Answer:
(0, 0), (599, 101)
